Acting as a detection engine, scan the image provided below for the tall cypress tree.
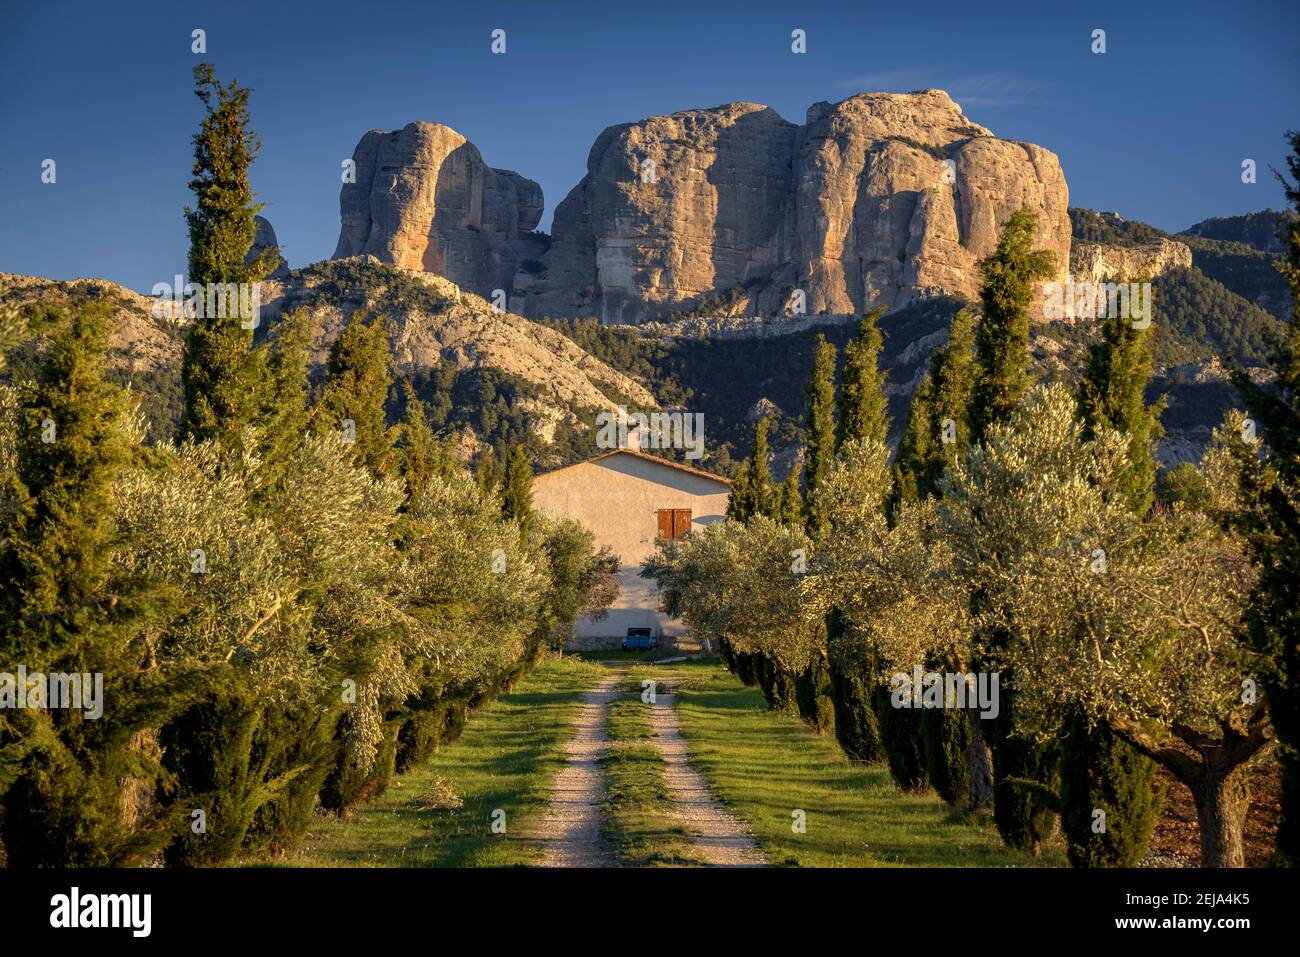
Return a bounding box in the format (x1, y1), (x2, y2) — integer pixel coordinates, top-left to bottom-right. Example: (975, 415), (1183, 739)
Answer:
(773, 470), (803, 526)
(726, 459), (754, 522)
(0, 302), (195, 864)
(891, 376), (935, 507)
(1231, 130), (1300, 867)
(317, 313), (396, 479)
(827, 313), (893, 762)
(397, 380), (452, 510)
(892, 307), (976, 506)
(501, 444), (534, 540)
(1062, 283), (1164, 865)
(475, 446), (501, 498)
(804, 335), (838, 539)
(748, 416), (773, 518)
(970, 209), (1056, 444)
(837, 309), (889, 447)
(1080, 304), (1164, 515)
(180, 64), (276, 450)
(883, 309), (978, 801)
(254, 309), (312, 499)
(969, 210), (1060, 848)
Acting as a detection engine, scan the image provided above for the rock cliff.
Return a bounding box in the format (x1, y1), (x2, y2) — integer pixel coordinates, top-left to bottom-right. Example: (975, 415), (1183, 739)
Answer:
(333, 122), (545, 305)
(521, 90), (1070, 323)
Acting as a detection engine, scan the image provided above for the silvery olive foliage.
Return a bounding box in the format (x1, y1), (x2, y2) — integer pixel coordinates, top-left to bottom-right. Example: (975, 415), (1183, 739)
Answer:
(110, 422), (556, 776)
(941, 383), (1261, 742)
(643, 515), (819, 674)
(809, 438), (967, 674)
(396, 469), (547, 687)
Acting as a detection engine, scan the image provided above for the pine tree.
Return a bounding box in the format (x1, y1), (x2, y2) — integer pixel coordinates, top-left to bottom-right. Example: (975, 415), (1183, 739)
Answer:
(837, 309), (889, 447)
(501, 444), (534, 540)
(1231, 130), (1300, 866)
(0, 302), (196, 865)
(180, 64), (276, 450)
(1065, 281), (1165, 865)
(970, 209), (1056, 444)
(317, 312), (396, 479)
(804, 335), (838, 538)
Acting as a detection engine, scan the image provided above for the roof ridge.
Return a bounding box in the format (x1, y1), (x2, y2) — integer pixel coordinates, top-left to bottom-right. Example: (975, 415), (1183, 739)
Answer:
(535, 448), (731, 485)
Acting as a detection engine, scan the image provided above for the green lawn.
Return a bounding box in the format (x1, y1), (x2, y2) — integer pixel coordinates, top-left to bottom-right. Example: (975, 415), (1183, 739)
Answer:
(652, 659), (1064, 868)
(279, 654), (604, 867)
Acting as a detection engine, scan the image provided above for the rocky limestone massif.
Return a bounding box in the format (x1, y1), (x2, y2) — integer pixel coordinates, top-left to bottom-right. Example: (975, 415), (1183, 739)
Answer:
(334, 122), (545, 305)
(335, 91), (1072, 324)
(1070, 235), (1192, 283)
(534, 89), (1072, 324)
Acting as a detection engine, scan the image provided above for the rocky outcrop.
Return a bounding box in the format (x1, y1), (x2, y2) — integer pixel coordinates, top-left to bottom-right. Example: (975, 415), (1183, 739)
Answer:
(333, 122), (545, 305)
(247, 215), (290, 280)
(0, 272), (185, 377)
(258, 258), (654, 419)
(521, 90), (1070, 324)
(1070, 237), (1192, 283)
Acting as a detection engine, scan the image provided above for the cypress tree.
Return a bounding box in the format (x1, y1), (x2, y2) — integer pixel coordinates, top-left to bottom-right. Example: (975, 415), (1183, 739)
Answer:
(475, 446), (501, 497)
(1079, 303), (1164, 515)
(254, 309), (312, 499)
(180, 64), (276, 450)
(748, 416), (773, 518)
(0, 302), (196, 865)
(1064, 281), (1164, 865)
(397, 380), (456, 509)
(774, 470), (803, 526)
(501, 444), (534, 540)
(837, 309), (889, 446)
(317, 312), (396, 479)
(969, 209), (1056, 444)
(1231, 130), (1300, 866)
(726, 460), (753, 522)
(891, 376), (934, 507)
(1059, 708), (1159, 866)
(891, 307), (976, 506)
(970, 210), (1060, 848)
(804, 335), (837, 539)
(828, 313), (894, 762)
(887, 309), (978, 802)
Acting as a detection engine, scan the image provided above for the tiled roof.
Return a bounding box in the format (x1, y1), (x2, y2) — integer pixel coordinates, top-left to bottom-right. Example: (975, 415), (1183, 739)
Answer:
(534, 447), (732, 486)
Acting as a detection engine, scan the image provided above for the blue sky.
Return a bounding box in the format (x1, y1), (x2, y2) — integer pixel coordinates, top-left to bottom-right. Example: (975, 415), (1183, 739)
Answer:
(1, 0), (1297, 292)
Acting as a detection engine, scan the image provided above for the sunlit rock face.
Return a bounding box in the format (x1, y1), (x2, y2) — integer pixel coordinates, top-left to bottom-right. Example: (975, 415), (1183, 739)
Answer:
(521, 90), (1070, 324)
(334, 121), (545, 305)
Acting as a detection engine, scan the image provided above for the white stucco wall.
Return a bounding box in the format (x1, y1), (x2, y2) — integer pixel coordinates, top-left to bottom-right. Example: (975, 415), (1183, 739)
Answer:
(532, 451), (730, 640)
